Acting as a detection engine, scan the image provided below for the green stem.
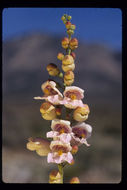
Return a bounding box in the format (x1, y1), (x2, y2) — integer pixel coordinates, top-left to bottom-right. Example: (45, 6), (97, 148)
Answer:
(58, 164), (64, 183)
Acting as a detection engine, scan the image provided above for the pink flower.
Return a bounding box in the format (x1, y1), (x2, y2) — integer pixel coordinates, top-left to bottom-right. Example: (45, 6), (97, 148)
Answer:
(71, 122), (92, 146)
(47, 140), (73, 164)
(63, 86), (84, 109)
(47, 119), (72, 143)
(34, 80), (63, 105)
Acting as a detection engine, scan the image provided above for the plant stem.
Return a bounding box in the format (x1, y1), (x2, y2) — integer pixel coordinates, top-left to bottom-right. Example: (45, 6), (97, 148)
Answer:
(58, 164), (64, 183)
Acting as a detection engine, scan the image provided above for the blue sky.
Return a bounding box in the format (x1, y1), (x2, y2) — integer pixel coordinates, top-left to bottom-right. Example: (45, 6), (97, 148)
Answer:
(2, 8), (122, 51)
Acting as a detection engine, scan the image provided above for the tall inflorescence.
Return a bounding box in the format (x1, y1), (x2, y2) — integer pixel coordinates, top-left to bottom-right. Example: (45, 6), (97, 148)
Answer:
(26, 14), (92, 184)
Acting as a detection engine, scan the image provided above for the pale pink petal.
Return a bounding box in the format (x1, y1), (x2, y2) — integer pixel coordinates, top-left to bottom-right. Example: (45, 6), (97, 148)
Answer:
(47, 153), (54, 163)
(63, 98), (84, 109)
(46, 131), (59, 138)
(59, 133), (72, 143)
(47, 152), (73, 164)
(47, 95), (63, 105)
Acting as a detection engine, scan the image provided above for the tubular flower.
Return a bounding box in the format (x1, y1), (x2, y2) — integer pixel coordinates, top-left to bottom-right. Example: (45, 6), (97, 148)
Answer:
(73, 104), (90, 122)
(63, 86), (84, 109)
(62, 55), (75, 72)
(49, 170), (61, 183)
(64, 71), (74, 86)
(47, 119), (72, 143)
(40, 102), (56, 120)
(69, 38), (78, 50)
(46, 63), (60, 76)
(61, 37), (70, 49)
(47, 140), (73, 164)
(34, 80), (63, 105)
(26, 137), (51, 156)
(71, 122), (92, 146)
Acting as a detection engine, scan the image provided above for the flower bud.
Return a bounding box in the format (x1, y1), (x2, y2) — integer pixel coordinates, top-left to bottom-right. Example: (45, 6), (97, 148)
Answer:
(65, 21), (71, 29)
(67, 29), (74, 35)
(71, 145), (78, 154)
(62, 63), (75, 72)
(26, 137), (51, 156)
(70, 52), (76, 59)
(56, 107), (62, 116)
(49, 170), (61, 183)
(70, 177), (80, 184)
(69, 38), (78, 50)
(73, 104), (90, 122)
(67, 15), (72, 20)
(46, 63), (60, 76)
(40, 102), (56, 120)
(70, 24), (76, 30)
(49, 170), (61, 181)
(64, 71), (74, 86)
(69, 159), (75, 165)
(61, 16), (66, 21)
(61, 37), (69, 49)
(62, 55), (74, 65)
(57, 53), (64, 61)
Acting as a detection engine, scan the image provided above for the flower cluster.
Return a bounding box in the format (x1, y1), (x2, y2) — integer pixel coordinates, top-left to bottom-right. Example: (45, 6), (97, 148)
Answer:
(26, 14), (93, 184)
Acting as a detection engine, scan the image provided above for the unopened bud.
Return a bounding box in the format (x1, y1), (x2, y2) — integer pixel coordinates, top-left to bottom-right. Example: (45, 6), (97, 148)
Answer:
(56, 107), (62, 116)
(49, 170), (61, 181)
(61, 16), (66, 21)
(46, 63), (60, 76)
(67, 29), (74, 35)
(70, 24), (76, 30)
(71, 52), (76, 59)
(69, 159), (75, 165)
(40, 102), (56, 120)
(71, 145), (78, 154)
(64, 71), (74, 86)
(70, 177), (80, 184)
(67, 15), (72, 20)
(69, 38), (78, 50)
(61, 37), (70, 49)
(57, 53), (64, 60)
(62, 55), (74, 65)
(65, 21), (71, 29)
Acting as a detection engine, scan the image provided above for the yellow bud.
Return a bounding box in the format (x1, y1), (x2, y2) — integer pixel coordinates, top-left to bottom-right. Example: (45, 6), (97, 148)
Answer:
(40, 102), (56, 120)
(61, 37), (69, 49)
(26, 137), (51, 156)
(62, 63), (75, 72)
(62, 55), (74, 65)
(64, 71), (74, 85)
(73, 104), (90, 122)
(64, 78), (74, 86)
(61, 16), (66, 21)
(49, 170), (61, 183)
(71, 145), (78, 154)
(64, 71), (74, 80)
(69, 38), (78, 50)
(57, 53), (64, 60)
(65, 21), (71, 29)
(46, 63), (60, 76)
(70, 177), (80, 184)
(56, 107), (62, 116)
(69, 159), (75, 165)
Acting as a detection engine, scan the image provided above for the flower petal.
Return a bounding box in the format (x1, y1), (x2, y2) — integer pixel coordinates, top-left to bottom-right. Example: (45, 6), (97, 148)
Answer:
(26, 137), (51, 156)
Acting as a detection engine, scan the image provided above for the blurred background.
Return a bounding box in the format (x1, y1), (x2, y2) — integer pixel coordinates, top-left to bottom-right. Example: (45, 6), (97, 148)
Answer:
(2, 8), (122, 183)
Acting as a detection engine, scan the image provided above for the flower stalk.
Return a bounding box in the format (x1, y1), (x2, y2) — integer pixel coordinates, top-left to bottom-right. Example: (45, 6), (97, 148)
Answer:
(27, 14), (93, 184)
(58, 164), (64, 183)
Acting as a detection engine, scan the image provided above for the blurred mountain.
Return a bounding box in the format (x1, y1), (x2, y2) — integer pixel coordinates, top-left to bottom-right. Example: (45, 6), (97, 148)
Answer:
(3, 32), (121, 104)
